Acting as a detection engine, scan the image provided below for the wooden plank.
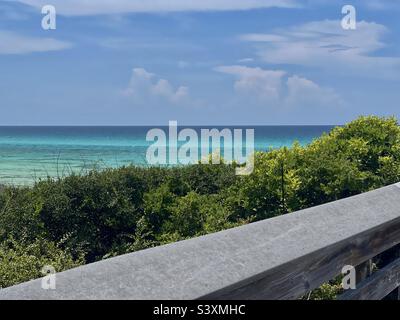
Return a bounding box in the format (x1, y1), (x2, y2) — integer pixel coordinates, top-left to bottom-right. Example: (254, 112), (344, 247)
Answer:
(202, 216), (400, 299)
(338, 258), (400, 300)
(384, 288), (400, 300)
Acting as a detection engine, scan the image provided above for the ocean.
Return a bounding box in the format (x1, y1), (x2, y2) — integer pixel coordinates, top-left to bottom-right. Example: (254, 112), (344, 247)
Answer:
(0, 126), (334, 185)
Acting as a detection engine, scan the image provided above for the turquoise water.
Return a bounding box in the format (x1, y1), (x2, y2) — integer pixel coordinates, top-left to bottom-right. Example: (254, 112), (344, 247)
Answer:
(0, 126), (334, 185)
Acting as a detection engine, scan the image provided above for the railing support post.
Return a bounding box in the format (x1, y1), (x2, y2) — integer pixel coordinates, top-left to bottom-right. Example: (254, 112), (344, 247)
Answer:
(356, 259), (372, 284)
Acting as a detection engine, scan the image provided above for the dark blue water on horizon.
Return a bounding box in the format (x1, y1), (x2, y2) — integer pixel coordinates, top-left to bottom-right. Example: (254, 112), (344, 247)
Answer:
(0, 126), (335, 185)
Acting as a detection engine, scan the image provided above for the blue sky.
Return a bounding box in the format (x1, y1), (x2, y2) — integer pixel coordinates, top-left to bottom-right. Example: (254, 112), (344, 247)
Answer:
(0, 0), (400, 125)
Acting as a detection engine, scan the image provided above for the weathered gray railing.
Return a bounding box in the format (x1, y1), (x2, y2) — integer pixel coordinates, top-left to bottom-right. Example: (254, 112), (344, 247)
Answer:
(1, 183), (400, 300)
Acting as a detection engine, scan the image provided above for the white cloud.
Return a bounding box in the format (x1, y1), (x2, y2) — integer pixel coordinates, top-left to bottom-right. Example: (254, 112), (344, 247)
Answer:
(285, 75), (341, 107)
(123, 68), (189, 104)
(215, 65), (286, 102)
(0, 31), (72, 54)
(16, 0), (299, 15)
(215, 65), (341, 108)
(237, 58), (254, 63)
(240, 20), (400, 78)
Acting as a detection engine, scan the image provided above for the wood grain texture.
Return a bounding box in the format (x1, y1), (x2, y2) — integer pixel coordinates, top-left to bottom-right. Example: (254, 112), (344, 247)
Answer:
(201, 217), (400, 299)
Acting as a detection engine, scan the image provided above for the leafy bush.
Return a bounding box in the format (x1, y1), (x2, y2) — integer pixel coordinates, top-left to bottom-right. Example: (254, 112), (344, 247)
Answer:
(0, 115), (399, 291)
(0, 237), (84, 288)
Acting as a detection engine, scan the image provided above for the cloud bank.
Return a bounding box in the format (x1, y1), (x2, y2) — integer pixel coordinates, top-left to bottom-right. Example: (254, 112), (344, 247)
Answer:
(123, 68), (189, 104)
(0, 31), (72, 54)
(240, 20), (400, 78)
(215, 65), (341, 108)
(16, 0), (299, 16)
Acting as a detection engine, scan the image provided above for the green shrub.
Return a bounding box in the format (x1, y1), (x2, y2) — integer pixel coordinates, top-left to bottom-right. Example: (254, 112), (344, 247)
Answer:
(0, 115), (399, 293)
(0, 237), (84, 288)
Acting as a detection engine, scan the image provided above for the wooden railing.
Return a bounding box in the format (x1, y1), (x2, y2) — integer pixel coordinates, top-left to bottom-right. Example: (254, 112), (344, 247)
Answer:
(1, 183), (400, 300)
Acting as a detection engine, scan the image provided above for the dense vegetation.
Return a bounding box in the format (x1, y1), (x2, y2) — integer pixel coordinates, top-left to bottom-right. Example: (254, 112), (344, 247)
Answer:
(1, 116), (400, 291)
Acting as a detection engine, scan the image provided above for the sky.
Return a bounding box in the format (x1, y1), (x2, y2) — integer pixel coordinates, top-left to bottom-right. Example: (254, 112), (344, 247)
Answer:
(0, 0), (400, 125)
